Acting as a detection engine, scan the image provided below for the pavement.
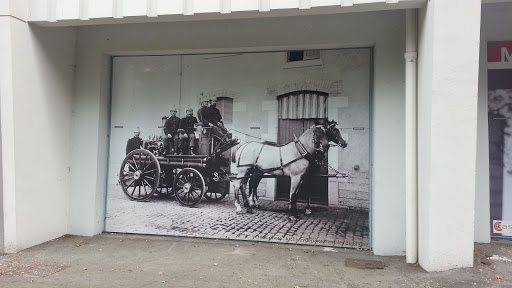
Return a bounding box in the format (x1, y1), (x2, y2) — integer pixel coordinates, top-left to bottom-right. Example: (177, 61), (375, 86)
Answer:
(0, 235), (511, 288)
(105, 185), (369, 249)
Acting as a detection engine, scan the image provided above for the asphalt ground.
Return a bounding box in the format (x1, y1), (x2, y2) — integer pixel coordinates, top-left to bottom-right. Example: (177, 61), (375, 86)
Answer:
(0, 234), (511, 288)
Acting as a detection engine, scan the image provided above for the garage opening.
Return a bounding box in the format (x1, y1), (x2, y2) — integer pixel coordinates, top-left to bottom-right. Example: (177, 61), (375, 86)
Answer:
(105, 48), (371, 249)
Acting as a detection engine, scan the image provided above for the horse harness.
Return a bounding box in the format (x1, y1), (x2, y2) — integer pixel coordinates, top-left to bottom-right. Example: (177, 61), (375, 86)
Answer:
(235, 134), (322, 179)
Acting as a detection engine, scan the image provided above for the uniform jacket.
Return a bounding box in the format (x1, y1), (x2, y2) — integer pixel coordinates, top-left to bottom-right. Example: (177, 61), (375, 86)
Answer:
(126, 136), (143, 155)
(164, 116), (180, 135)
(197, 107), (210, 126)
(180, 116), (198, 134)
(209, 106), (222, 125)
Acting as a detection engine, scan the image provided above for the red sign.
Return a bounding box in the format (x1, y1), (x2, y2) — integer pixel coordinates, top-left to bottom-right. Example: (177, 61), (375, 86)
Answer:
(488, 42), (512, 63)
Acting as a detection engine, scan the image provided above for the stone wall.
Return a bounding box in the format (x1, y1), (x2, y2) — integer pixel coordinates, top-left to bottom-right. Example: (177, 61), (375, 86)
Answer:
(338, 171), (369, 210)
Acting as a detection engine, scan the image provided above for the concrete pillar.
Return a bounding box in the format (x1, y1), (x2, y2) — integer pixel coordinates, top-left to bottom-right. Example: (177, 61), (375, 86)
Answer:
(417, 0), (481, 271)
(1, 0), (76, 251)
(0, 16), (17, 254)
(474, 19), (490, 243)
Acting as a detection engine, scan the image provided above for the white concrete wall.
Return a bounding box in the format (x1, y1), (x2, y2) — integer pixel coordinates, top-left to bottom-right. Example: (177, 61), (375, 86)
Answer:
(0, 107), (3, 253)
(24, 0), (425, 25)
(475, 2), (512, 242)
(71, 10), (406, 255)
(0, 16), (76, 252)
(0, 0), (29, 21)
(475, 10), (491, 244)
(9, 0), (29, 21)
(418, 0), (481, 271)
(0, 0), (9, 14)
(0, 15), (13, 254)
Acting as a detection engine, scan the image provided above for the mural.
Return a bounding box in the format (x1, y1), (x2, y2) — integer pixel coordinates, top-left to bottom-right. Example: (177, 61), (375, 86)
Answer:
(489, 90), (512, 174)
(488, 42), (512, 237)
(106, 49), (371, 248)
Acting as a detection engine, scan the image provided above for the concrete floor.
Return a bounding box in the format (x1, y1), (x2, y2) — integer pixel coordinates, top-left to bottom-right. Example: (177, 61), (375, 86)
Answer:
(0, 234), (511, 288)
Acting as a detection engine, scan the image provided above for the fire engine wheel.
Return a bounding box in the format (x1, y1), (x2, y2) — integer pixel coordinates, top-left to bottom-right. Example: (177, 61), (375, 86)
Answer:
(204, 181), (229, 201)
(119, 149), (161, 201)
(204, 169), (229, 202)
(173, 168), (205, 207)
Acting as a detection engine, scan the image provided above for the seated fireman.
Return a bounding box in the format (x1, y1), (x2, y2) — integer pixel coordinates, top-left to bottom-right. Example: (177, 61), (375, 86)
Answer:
(198, 98), (235, 143)
(178, 108), (198, 155)
(196, 100), (209, 127)
(163, 108), (180, 155)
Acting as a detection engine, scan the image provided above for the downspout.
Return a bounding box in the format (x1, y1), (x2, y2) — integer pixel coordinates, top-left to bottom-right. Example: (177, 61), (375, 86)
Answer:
(405, 9), (418, 264)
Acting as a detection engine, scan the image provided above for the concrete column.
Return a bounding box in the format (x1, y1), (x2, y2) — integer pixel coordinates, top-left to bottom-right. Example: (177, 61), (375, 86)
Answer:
(0, 16), (17, 254)
(417, 0), (481, 271)
(474, 19), (490, 243)
(405, 8), (418, 264)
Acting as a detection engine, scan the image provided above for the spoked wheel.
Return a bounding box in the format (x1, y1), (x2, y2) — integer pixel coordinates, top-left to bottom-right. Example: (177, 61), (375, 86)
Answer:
(204, 181), (229, 201)
(119, 149), (161, 201)
(173, 168), (205, 207)
(204, 169), (230, 201)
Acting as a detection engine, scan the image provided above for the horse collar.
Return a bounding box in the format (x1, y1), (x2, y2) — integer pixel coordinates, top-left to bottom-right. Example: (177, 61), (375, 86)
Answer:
(293, 136), (320, 164)
(293, 135), (308, 157)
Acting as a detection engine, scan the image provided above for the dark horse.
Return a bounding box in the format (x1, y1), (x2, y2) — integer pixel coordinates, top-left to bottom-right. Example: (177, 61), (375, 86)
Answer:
(231, 120), (347, 220)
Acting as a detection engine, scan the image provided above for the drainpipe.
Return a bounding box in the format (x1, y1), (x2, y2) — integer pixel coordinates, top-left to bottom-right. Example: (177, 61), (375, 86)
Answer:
(405, 9), (418, 264)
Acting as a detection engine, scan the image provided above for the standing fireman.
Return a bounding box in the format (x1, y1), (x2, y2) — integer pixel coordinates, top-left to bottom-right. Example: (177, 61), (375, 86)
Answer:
(163, 108), (180, 155)
(126, 128), (143, 155)
(178, 108), (199, 155)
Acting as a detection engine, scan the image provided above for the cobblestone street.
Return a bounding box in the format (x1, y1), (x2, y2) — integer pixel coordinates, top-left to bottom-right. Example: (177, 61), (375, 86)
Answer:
(106, 185), (369, 249)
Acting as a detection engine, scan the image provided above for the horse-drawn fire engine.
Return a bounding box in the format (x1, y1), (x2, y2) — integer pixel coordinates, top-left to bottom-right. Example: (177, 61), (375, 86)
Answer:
(119, 126), (235, 207)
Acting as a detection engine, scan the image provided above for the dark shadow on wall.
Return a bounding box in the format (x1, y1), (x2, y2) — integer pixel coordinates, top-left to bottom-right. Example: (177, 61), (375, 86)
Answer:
(488, 111), (504, 236)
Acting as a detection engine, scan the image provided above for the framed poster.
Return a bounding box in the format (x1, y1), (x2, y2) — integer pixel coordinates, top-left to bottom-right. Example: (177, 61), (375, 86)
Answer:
(105, 49), (371, 248)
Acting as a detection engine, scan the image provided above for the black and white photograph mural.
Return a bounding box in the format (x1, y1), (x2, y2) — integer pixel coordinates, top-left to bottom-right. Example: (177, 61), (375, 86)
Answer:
(106, 49), (371, 248)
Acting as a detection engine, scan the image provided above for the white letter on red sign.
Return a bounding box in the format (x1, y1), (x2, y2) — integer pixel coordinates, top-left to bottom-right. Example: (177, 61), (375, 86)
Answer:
(502, 47), (512, 62)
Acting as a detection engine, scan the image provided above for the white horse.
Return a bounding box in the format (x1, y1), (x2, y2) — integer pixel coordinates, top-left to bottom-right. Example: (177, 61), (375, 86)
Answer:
(231, 120), (347, 220)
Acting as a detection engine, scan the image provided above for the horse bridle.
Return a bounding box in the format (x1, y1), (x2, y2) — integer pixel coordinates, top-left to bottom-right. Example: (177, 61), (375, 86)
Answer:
(315, 122), (344, 149)
(326, 123), (345, 148)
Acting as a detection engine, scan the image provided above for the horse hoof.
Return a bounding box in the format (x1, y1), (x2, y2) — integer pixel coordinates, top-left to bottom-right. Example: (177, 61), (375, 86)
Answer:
(236, 210), (243, 215)
(305, 209), (312, 216)
(247, 209), (254, 214)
